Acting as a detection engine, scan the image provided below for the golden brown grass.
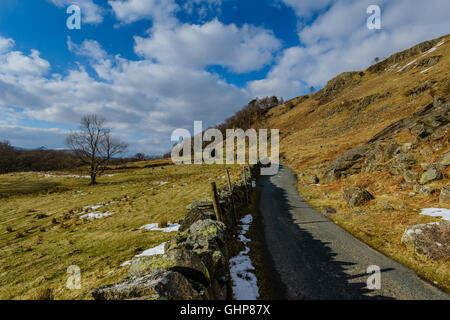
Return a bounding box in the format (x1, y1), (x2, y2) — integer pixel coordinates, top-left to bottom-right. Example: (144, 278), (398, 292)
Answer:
(0, 161), (244, 300)
(261, 34), (450, 291)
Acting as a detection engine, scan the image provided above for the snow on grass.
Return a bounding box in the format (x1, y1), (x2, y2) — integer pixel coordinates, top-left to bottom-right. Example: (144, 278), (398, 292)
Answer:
(139, 222), (180, 232)
(229, 214), (259, 300)
(121, 242), (166, 267)
(421, 40), (445, 57)
(79, 211), (115, 220)
(397, 58), (417, 73)
(41, 173), (117, 179)
(419, 208), (450, 221)
(420, 66), (434, 74)
(76, 198), (128, 220)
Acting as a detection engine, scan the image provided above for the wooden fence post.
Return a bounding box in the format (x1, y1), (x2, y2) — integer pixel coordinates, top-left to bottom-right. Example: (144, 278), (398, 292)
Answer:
(210, 182), (223, 222)
(226, 168), (238, 224)
(242, 167), (249, 204)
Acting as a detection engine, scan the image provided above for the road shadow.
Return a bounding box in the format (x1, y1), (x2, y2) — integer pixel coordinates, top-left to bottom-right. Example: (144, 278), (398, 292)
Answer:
(256, 167), (396, 300)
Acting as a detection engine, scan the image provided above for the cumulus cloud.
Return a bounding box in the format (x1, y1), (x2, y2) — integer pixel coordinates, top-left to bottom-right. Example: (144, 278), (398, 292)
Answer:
(0, 37), (50, 77)
(182, 0), (223, 20)
(249, 0), (450, 99)
(0, 34), (252, 154)
(48, 0), (104, 24)
(108, 0), (180, 25)
(134, 19), (282, 73)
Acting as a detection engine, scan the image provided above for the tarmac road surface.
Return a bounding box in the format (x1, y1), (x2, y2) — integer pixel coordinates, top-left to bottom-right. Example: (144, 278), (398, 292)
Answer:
(256, 165), (449, 300)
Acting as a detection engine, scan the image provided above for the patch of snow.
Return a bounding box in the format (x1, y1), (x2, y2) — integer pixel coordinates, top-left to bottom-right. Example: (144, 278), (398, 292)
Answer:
(229, 214), (259, 300)
(421, 40), (445, 57)
(419, 208), (450, 221)
(420, 67), (433, 74)
(139, 222), (180, 232)
(121, 242), (166, 267)
(252, 181), (256, 188)
(79, 211), (115, 220)
(397, 59), (417, 73)
(76, 199), (124, 220)
(154, 181), (169, 187)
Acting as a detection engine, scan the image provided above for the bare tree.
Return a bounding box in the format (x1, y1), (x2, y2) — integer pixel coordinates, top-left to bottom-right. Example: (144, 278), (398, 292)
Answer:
(134, 153), (146, 161)
(66, 114), (127, 185)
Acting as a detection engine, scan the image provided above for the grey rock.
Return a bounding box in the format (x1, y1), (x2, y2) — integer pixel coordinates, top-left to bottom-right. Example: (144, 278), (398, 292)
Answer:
(402, 222), (450, 260)
(440, 186), (450, 203)
(322, 207), (337, 215)
(413, 184), (438, 195)
(439, 151), (450, 166)
(178, 207), (216, 232)
(128, 249), (210, 285)
(420, 165), (443, 184)
(323, 146), (368, 181)
(403, 170), (419, 183)
(91, 269), (203, 300)
(342, 187), (374, 207)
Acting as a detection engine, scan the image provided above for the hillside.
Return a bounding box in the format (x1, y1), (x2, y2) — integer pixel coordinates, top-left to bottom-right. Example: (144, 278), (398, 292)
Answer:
(258, 34), (450, 290)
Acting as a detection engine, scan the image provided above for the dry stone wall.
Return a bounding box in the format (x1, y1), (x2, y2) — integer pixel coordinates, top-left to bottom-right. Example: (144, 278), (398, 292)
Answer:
(91, 165), (260, 300)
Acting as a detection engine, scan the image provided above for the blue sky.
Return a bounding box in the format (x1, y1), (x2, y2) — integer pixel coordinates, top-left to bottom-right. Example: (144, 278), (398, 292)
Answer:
(0, 0), (448, 154)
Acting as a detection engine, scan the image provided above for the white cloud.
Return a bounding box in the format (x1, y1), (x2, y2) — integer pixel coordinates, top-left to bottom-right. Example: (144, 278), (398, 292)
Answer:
(0, 35), (252, 154)
(0, 37), (50, 77)
(67, 37), (107, 61)
(0, 37), (14, 53)
(281, 0), (334, 20)
(134, 19), (281, 73)
(183, 0), (223, 20)
(108, 0), (180, 25)
(249, 0), (450, 99)
(48, 0), (104, 24)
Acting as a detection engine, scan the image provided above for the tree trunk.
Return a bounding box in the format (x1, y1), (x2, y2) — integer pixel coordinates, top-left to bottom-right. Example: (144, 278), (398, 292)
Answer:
(90, 166), (97, 185)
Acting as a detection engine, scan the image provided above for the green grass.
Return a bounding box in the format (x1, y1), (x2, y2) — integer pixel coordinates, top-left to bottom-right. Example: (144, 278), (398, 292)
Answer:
(0, 162), (243, 300)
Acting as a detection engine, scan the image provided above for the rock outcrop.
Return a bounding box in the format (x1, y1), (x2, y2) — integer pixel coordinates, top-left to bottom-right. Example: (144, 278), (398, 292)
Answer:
(323, 98), (450, 182)
(342, 187), (374, 207)
(401, 221), (450, 260)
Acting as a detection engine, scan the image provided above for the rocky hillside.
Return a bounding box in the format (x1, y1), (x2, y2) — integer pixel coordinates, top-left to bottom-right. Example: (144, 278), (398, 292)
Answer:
(259, 34), (450, 290)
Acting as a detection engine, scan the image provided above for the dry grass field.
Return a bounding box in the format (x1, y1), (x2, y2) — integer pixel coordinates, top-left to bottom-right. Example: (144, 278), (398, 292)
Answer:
(0, 161), (243, 300)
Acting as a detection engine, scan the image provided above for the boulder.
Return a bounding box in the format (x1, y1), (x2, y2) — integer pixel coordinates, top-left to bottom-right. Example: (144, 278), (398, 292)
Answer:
(322, 207), (337, 215)
(178, 207), (216, 232)
(413, 184), (438, 196)
(403, 170), (419, 183)
(431, 123), (449, 140)
(342, 187), (374, 207)
(323, 146), (368, 181)
(166, 219), (228, 283)
(389, 153), (416, 175)
(91, 269), (203, 300)
(128, 249), (210, 285)
(440, 186), (450, 203)
(401, 222), (450, 260)
(419, 165), (443, 184)
(439, 151), (450, 166)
